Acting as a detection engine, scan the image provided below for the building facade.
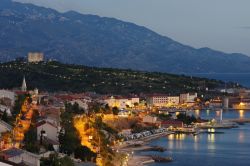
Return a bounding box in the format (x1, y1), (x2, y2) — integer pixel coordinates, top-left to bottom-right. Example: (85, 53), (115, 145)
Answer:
(0, 148), (40, 166)
(146, 95), (180, 107)
(28, 52), (44, 63)
(36, 120), (59, 144)
(180, 93), (197, 104)
(105, 96), (139, 109)
(0, 90), (16, 106)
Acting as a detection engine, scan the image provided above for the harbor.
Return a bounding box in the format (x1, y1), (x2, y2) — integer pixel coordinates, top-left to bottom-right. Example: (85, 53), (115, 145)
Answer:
(126, 109), (250, 166)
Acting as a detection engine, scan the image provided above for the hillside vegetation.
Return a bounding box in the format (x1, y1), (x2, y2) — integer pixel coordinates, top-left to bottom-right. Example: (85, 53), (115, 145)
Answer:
(0, 61), (231, 95)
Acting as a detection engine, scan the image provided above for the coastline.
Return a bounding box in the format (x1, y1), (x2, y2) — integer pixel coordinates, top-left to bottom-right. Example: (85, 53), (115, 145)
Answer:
(116, 131), (173, 166)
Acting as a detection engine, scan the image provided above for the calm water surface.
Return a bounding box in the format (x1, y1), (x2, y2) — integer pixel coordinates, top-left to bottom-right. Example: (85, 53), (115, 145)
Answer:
(142, 110), (250, 166)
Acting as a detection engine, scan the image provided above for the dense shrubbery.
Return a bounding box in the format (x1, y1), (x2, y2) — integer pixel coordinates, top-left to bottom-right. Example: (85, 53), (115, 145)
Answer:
(74, 146), (97, 162)
(131, 124), (157, 133)
(177, 113), (198, 125)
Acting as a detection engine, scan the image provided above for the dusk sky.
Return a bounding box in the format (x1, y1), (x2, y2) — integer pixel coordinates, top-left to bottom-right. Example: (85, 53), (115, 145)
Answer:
(16, 0), (250, 56)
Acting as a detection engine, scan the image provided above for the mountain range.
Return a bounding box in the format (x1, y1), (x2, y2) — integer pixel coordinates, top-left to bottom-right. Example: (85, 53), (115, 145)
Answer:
(1, 0), (250, 73)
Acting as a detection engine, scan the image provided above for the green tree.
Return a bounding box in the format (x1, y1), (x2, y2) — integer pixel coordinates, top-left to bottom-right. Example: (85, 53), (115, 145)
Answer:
(13, 95), (26, 116)
(23, 126), (39, 153)
(74, 146), (97, 162)
(58, 128), (80, 155)
(177, 113), (197, 125)
(1, 110), (9, 123)
(59, 109), (81, 155)
(112, 107), (119, 115)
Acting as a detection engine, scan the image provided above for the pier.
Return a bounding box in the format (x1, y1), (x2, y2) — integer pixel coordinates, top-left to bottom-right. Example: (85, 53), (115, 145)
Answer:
(227, 118), (250, 123)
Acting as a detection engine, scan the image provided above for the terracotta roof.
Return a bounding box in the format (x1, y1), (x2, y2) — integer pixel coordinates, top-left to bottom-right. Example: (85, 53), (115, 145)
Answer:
(161, 120), (183, 125)
(14, 91), (28, 95)
(55, 93), (87, 101)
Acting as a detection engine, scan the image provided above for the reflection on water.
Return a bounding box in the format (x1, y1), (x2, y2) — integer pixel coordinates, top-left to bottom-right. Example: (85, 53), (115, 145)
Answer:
(168, 134), (174, 140)
(216, 110), (221, 117)
(146, 111), (250, 166)
(167, 134), (186, 150)
(190, 109), (250, 120)
(176, 134), (186, 140)
(206, 109), (210, 116)
(194, 109), (200, 116)
(239, 110), (244, 119)
(207, 134), (215, 143)
(238, 131), (245, 143)
(168, 134), (186, 141)
(194, 135), (198, 142)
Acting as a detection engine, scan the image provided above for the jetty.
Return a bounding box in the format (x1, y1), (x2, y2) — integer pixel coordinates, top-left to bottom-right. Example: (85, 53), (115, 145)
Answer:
(227, 118), (250, 123)
(151, 155), (173, 163)
(137, 146), (167, 152)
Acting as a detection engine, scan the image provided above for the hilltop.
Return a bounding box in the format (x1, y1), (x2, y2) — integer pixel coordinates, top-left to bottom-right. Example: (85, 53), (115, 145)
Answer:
(0, 60), (234, 95)
(1, 0), (250, 73)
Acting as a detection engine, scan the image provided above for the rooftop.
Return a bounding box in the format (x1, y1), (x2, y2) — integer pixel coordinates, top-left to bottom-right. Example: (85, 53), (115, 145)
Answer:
(0, 148), (23, 158)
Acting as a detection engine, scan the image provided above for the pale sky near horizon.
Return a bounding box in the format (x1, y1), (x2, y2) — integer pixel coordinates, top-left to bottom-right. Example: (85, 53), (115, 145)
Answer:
(15, 0), (250, 56)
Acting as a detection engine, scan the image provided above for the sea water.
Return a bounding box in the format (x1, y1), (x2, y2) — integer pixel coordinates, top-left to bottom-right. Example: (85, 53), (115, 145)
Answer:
(143, 110), (250, 166)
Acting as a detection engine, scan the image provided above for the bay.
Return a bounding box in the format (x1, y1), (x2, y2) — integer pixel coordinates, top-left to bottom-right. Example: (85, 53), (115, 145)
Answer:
(142, 110), (250, 166)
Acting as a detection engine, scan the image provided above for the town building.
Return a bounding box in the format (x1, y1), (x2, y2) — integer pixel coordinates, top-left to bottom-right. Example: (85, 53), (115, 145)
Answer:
(70, 99), (89, 112)
(0, 120), (12, 134)
(28, 52), (44, 63)
(209, 99), (223, 109)
(0, 159), (20, 166)
(0, 90), (16, 106)
(232, 102), (250, 110)
(146, 95), (179, 107)
(167, 96), (180, 106)
(142, 115), (160, 124)
(161, 120), (183, 128)
(0, 148), (40, 166)
(0, 105), (11, 116)
(180, 93), (197, 104)
(118, 110), (130, 117)
(104, 96), (139, 109)
(119, 129), (132, 137)
(36, 120), (60, 151)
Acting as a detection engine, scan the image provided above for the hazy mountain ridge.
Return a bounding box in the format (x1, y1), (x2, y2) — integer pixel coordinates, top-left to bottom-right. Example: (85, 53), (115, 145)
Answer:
(1, 0), (250, 73)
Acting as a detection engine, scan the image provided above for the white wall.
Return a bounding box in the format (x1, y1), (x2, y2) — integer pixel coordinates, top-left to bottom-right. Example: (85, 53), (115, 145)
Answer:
(37, 123), (58, 142)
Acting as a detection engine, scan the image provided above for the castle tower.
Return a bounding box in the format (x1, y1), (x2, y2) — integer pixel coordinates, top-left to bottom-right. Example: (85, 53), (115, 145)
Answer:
(21, 76), (27, 91)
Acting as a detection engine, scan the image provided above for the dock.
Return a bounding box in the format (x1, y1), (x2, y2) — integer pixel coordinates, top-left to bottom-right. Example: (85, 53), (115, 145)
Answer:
(227, 118), (250, 123)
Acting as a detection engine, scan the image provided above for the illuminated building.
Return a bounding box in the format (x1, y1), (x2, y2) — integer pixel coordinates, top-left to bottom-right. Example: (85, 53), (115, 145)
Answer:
(104, 96), (139, 109)
(146, 94), (179, 107)
(180, 93), (197, 104)
(28, 52), (44, 63)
